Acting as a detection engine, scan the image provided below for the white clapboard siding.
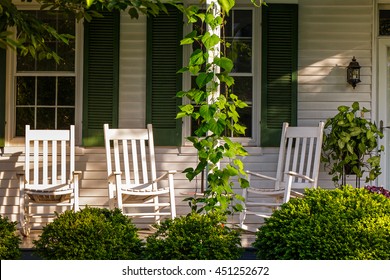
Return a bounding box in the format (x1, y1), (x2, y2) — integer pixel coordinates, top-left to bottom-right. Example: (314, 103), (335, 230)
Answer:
(298, 0), (373, 126)
(119, 13), (147, 129)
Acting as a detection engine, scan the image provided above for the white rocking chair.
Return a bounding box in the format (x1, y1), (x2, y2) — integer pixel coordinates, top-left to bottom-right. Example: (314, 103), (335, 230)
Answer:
(18, 125), (80, 236)
(240, 122), (325, 232)
(104, 124), (176, 225)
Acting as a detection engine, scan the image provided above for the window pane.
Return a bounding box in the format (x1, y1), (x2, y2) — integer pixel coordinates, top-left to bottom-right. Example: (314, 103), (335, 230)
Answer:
(17, 11), (75, 72)
(16, 107), (34, 136)
(234, 10), (252, 37)
(236, 107), (252, 137)
(57, 41), (75, 71)
(227, 39), (252, 73)
(16, 77), (35, 105)
(57, 108), (75, 129)
(37, 77), (56, 105)
(380, 10), (390, 35)
(37, 108), (55, 129)
(231, 77), (253, 102)
(58, 77), (75, 105)
(36, 42), (57, 71)
(17, 54), (35, 71)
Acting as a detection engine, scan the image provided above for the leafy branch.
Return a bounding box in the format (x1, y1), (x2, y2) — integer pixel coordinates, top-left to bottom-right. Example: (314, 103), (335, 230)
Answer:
(175, 1), (258, 215)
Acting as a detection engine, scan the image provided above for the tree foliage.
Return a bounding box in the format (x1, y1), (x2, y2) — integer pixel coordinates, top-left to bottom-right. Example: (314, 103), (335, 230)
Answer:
(0, 0), (73, 63)
(0, 0), (171, 61)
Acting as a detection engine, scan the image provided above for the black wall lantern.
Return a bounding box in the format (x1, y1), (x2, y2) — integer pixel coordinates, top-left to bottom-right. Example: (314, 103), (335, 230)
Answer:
(347, 56), (361, 89)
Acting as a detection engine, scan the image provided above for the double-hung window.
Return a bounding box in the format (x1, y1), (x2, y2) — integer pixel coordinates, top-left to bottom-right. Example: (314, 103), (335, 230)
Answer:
(14, 11), (76, 137)
(184, 4), (298, 147)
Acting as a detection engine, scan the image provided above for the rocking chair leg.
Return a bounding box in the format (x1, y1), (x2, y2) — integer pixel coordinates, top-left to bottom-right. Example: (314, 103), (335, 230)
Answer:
(19, 206), (30, 237)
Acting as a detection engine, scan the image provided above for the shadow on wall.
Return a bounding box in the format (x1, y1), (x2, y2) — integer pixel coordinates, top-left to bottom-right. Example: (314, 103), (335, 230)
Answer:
(0, 151), (23, 221)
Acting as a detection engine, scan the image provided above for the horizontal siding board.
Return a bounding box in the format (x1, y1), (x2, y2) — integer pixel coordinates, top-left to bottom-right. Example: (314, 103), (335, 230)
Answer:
(119, 13), (147, 129)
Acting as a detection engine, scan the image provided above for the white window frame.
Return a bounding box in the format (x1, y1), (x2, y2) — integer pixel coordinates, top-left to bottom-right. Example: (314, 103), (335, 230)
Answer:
(181, 4), (261, 147)
(5, 2), (83, 146)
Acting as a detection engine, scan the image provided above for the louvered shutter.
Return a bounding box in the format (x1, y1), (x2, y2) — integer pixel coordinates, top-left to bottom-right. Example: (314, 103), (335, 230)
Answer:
(146, 6), (182, 146)
(83, 11), (119, 146)
(261, 4), (298, 147)
(0, 48), (6, 147)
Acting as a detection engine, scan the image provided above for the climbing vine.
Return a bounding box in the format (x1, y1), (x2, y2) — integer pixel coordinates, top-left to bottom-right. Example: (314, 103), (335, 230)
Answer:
(175, 0), (266, 215)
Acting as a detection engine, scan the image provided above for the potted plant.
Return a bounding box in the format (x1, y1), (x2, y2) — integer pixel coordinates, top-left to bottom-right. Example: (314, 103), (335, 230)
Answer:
(321, 102), (384, 186)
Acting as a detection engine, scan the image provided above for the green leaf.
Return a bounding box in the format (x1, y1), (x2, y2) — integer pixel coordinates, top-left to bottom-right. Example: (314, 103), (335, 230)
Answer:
(225, 165), (239, 176)
(352, 101), (360, 111)
(217, 73), (234, 86)
(239, 178), (249, 189)
(209, 119), (225, 135)
(179, 104), (194, 114)
(338, 105), (350, 113)
(214, 57), (233, 72)
(86, 0), (95, 8)
(196, 72), (214, 88)
(199, 104), (215, 121)
(181, 30), (197, 45)
(218, 0), (235, 14)
(202, 32), (220, 49)
(128, 8), (139, 19)
(189, 49), (205, 66)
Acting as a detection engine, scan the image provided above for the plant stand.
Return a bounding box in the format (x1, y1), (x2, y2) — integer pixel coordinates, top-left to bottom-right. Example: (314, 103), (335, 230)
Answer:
(342, 171), (361, 188)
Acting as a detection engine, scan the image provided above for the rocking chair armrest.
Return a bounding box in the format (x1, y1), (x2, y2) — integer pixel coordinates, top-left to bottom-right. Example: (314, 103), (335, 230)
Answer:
(153, 170), (177, 183)
(246, 170), (277, 181)
(290, 190), (305, 198)
(72, 170), (82, 181)
(286, 171), (315, 183)
(66, 171), (81, 184)
(107, 172), (122, 184)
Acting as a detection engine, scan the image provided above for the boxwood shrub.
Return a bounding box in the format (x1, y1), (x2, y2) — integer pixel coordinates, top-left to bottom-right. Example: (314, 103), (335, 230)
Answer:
(143, 212), (243, 260)
(253, 185), (390, 260)
(33, 207), (142, 260)
(0, 215), (21, 260)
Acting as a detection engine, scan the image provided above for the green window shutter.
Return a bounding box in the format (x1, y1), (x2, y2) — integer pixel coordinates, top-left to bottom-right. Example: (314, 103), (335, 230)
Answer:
(261, 4), (298, 147)
(83, 11), (119, 146)
(0, 48), (6, 147)
(146, 6), (182, 146)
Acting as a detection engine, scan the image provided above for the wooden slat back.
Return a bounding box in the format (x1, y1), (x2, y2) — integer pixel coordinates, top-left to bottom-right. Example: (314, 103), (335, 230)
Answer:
(104, 124), (157, 189)
(276, 122), (324, 190)
(24, 125), (75, 187)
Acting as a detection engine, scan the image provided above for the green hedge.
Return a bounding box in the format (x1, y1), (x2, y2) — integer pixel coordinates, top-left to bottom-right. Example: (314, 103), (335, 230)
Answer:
(33, 207), (142, 260)
(0, 215), (21, 260)
(143, 212), (243, 260)
(253, 185), (390, 260)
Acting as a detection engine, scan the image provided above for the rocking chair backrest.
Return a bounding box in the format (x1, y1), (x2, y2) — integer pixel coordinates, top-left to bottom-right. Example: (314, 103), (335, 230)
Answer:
(24, 125), (75, 187)
(275, 122), (324, 191)
(104, 124), (157, 189)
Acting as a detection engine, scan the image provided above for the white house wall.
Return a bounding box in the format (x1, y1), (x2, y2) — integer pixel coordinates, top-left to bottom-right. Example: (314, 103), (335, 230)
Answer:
(0, 0), (378, 229)
(119, 13), (147, 129)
